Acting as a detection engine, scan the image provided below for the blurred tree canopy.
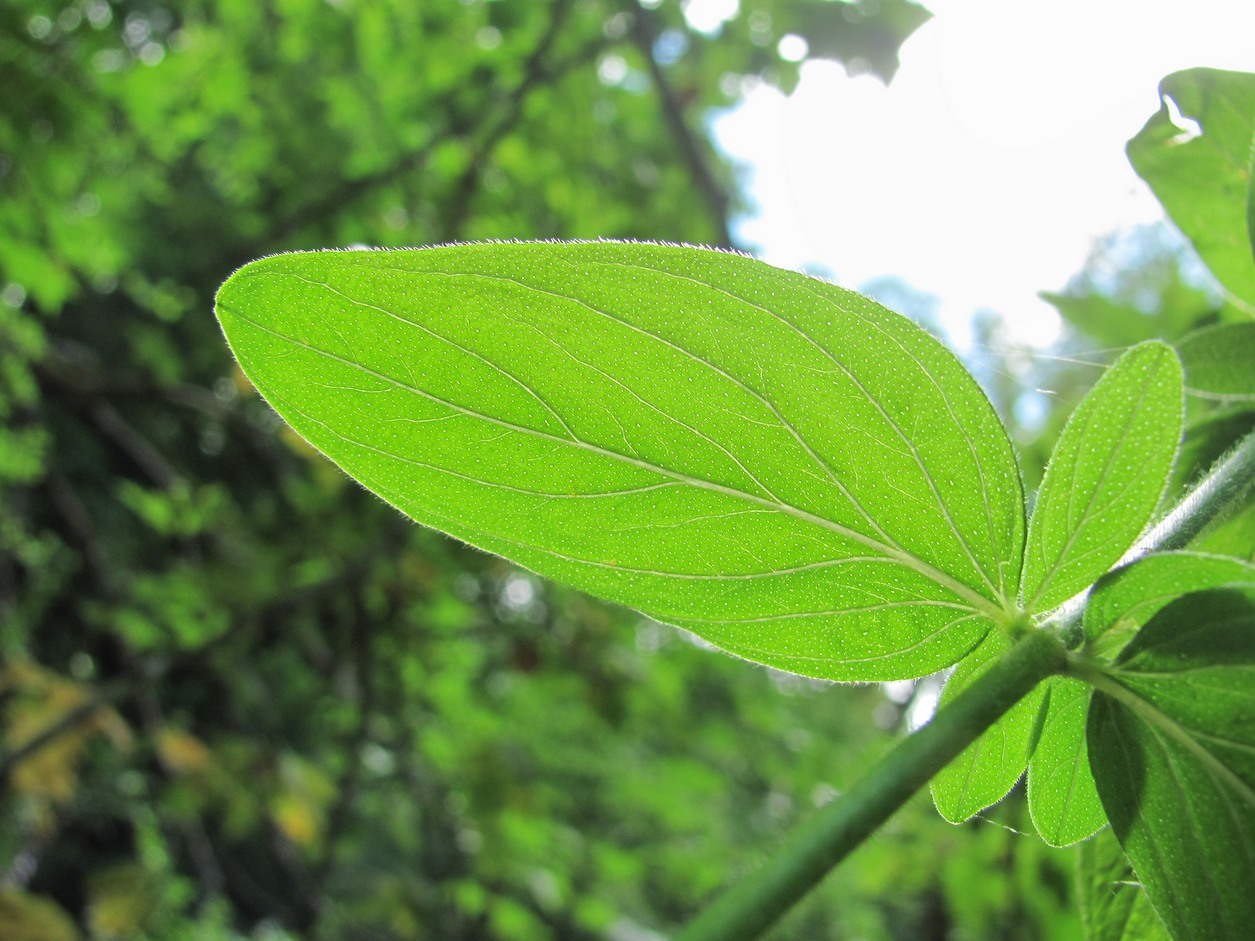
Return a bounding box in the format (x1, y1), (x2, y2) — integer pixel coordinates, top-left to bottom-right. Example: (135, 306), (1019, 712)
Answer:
(0, 1), (1153, 938)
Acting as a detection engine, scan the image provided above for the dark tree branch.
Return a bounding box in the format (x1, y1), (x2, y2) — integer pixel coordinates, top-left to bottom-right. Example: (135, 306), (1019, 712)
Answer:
(89, 402), (182, 490)
(124, 647), (229, 903)
(310, 595), (378, 897)
(626, 2), (733, 247)
(45, 469), (122, 597)
(438, 0), (577, 240)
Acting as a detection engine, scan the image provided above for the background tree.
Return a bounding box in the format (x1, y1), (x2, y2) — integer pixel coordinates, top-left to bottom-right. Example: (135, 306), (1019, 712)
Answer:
(4, 2), (1226, 939)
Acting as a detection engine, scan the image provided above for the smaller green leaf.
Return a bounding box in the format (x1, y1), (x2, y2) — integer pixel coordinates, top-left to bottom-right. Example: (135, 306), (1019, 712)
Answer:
(1084, 551), (1255, 646)
(1041, 283), (1213, 351)
(1177, 323), (1255, 401)
(1021, 342), (1183, 614)
(930, 631), (1047, 822)
(1076, 830), (1170, 941)
(1087, 588), (1255, 941)
(1027, 676), (1105, 847)
(1127, 68), (1255, 307)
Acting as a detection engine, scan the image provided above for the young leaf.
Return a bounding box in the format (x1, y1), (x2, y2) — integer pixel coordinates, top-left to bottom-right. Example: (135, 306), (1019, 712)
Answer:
(1020, 342), (1183, 614)
(215, 242), (1024, 681)
(1077, 830), (1171, 941)
(1086, 588), (1255, 941)
(1084, 551), (1255, 647)
(930, 630), (1046, 821)
(1027, 676), (1105, 847)
(1177, 323), (1255, 402)
(1127, 68), (1255, 307)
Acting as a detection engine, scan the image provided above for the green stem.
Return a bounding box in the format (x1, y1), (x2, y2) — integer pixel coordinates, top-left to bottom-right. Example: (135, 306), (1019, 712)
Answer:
(1135, 424), (1255, 555)
(1047, 425), (1255, 647)
(675, 629), (1068, 941)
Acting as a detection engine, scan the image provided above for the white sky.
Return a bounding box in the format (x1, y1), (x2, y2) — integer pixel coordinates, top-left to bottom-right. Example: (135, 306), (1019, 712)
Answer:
(712, 0), (1255, 347)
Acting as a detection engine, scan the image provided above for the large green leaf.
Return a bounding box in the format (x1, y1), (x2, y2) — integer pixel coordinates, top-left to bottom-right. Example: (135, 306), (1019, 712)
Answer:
(1127, 68), (1255, 308)
(1084, 551), (1255, 648)
(215, 242), (1024, 681)
(1020, 343), (1183, 614)
(1027, 675), (1105, 847)
(1087, 588), (1255, 941)
(930, 630), (1046, 822)
(1177, 323), (1255, 402)
(1077, 830), (1170, 941)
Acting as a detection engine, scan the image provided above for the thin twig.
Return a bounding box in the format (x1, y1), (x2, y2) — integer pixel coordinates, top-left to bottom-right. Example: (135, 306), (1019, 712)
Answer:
(626, 1), (733, 247)
(0, 681), (128, 785)
(439, 0), (588, 241)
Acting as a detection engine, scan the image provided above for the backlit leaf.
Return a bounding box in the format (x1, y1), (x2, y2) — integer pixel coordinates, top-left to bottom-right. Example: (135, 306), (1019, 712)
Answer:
(216, 242), (1025, 681)
(930, 630), (1046, 822)
(1177, 323), (1255, 402)
(1087, 588), (1255, 941)
(1020, 342), (1183, 614)
(1027, 676), (1104, 847)
(1127, 68), (1255, 307)
(1084, 551), (1255, 647)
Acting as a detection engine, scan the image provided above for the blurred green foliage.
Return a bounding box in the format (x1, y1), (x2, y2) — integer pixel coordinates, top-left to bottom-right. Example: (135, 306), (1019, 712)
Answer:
(5, 1), (1236, 939)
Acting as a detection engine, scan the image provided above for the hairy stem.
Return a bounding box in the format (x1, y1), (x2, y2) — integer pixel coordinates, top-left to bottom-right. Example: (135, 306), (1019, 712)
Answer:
(676, 628), (1068, 941)
(1133, 424), (1255, 555)
(1047, 424), (1255, 645)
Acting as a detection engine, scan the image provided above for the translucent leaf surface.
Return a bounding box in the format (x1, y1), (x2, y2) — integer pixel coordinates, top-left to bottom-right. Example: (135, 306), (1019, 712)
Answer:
(1127, 68), (1255, 307)
(1077, 831), (1170, 941)
(1027, 676), (1104, 847)
(1021, 343), (1183, 614)
(215, 243), (1024, 681)
(1087, 589), (1255, 941)
(930, 630), (1046, 821)
(1084, 551), (1255, 646)
(1177, 323), (1255, 402)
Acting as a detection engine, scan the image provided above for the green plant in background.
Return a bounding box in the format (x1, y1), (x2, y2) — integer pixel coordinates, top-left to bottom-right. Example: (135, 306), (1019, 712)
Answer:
(8, 4), (986, 938)
(216, 66), (1255, 941)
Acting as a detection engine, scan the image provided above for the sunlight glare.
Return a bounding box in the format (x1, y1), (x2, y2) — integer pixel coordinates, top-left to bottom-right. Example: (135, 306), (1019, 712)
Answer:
(715, 0), (1255, 348)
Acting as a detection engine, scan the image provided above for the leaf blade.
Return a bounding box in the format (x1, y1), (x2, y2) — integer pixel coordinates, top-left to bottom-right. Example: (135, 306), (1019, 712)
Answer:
(1127, 68), (1255, 308)
(1027, 676), (1105, 846)
(1084, 551), (1255, 647)
(930, 630), (1046, 821)
(1021, 342), (1183, 614)
(1177, 323), (1255, 402)
(1087, 588), (1255, 941)
(216, 242), (1024, 680)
